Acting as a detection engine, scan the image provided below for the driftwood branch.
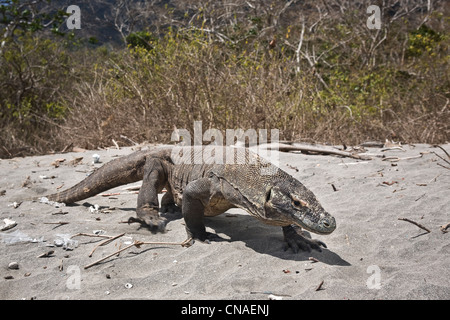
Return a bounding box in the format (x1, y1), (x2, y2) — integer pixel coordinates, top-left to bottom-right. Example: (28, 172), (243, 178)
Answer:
(259, 143), (372, 160)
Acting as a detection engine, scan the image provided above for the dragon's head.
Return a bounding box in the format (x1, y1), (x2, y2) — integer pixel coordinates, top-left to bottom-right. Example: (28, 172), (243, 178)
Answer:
(263, 178), (336, 235)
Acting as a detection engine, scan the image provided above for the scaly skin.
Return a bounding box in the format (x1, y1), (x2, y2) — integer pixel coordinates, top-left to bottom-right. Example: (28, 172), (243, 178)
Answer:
(47, 146), (336, 252)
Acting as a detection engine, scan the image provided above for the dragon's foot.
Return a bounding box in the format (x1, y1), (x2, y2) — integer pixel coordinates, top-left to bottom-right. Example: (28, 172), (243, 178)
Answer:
(127, 216), (166, 231)
(282, 225), (327, 253)
(185, 228), (225, 244)
(129, 205), (166, 231)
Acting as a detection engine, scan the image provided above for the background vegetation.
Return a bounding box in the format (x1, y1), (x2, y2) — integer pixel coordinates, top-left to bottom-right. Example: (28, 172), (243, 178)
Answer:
(0, 0), (449, 157)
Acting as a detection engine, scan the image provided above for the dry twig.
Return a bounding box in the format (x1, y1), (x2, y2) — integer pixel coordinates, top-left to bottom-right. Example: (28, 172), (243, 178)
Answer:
(71, 232), (113, 239)
(44, 221), (69, 225)
(315, 280), (325, 291)
(112, 139), (120, 150)
(432, 151), (450, 165)
(440, 222), (450, 234)
(37, 250), (54, 258)
(88, 233), (125, 257)
(83, 238), (192, 269)
(398, 218), (431, 233)
(84, 242), (136, 269)
(432, 146), (450, 170)
(44, 221), (69, 229)
(433, 145), (450, 159)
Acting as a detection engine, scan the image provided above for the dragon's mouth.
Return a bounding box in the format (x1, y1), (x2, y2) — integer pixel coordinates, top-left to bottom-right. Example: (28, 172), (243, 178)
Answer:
(294, 214), (336, 235)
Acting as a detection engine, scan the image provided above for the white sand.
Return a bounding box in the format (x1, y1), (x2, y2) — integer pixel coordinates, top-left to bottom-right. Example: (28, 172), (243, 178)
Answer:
(0, 144), (449, 300)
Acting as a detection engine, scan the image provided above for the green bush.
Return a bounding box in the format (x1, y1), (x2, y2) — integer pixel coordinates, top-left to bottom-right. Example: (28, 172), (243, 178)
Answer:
(0, 32), (70, 123)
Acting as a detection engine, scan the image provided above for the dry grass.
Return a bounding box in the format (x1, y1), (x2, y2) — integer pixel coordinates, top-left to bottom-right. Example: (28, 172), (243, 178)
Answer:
(1, 1), (449, 158)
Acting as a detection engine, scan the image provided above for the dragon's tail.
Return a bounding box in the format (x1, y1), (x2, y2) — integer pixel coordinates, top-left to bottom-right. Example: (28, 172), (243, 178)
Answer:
(46, 150), (149, 204)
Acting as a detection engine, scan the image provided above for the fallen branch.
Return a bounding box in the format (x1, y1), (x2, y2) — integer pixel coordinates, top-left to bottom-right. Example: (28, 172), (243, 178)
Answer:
(260, 143), (372, 160)
(398, 218), (431, 233)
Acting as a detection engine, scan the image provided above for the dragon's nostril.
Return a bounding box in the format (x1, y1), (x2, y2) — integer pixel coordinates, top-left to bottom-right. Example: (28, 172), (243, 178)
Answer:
(320, 216), (336, 233)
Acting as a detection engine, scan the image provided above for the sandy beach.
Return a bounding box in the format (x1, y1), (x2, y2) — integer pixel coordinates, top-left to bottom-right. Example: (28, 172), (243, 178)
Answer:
(0, 143), (449, 300)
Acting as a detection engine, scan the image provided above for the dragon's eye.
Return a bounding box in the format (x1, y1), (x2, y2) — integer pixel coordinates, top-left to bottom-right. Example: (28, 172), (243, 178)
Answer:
(292, 197), (308, 208)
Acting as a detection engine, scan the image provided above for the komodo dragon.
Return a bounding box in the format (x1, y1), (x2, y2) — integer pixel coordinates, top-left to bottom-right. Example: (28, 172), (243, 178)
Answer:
(46, 146), (336, 252)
